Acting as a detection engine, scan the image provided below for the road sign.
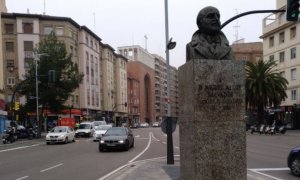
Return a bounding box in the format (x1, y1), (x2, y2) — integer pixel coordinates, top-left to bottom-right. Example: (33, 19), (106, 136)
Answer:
(161, 117), (177, 134)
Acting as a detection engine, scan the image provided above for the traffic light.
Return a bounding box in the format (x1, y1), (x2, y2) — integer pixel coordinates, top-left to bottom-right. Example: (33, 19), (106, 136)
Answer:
(286, 0), (300, 21)
(48, 70), (56, 82)
(14, 102), (20, 110)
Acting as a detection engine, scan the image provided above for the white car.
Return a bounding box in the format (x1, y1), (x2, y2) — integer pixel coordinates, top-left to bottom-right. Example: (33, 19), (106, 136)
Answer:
(93, 124), (112, 141)
(46, 126), (75, 144)
(140, 122), (149, 128)
(75, 122), (95, 137)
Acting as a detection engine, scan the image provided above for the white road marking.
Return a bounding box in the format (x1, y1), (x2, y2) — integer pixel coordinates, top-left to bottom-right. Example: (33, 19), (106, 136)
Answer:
(128, 132), (152, 163)
(40, 163), (63, 173)
(0, 144), (40, 153)
(162, 141), (166, 144)
(15, 176), (29, 180)
(135, 135), (140, 138)
(150, 133), (160, 141)
(248, 168), (289, 180)
(174, 146), (179, 149)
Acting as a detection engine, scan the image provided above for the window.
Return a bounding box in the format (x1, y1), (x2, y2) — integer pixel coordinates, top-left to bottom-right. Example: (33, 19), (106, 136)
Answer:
(7, 77), (15, 85)
(5, 42), (14, 52)
(24, 58), (33, 68)
(269, 36), (274, 47)
(290, 26), (296, 39)
(279, 31), (285, 43)
(6, 60), (14, 68)
(291, 47), (296, 59)
(55, 27), (64, 36)
(279, 71), (285, 78)
(44, 26), (53, 35)
(291, 89), (297, 101)
(291, 68), (297, 80)
(279, 51), (285, 63)
(22, 22), (33, 34)
(269, 55), (274, 61)
(24, 41), (33, 51)
(5, 24), (14, 34)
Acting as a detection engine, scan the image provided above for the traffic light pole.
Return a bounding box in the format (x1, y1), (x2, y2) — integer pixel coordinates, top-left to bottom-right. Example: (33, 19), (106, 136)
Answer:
(221, 9), (286, 29)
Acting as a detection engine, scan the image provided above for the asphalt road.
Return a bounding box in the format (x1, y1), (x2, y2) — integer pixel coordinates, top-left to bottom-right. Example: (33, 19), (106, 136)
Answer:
(0, 127), (178, 180)
(0, 127), (299, 180)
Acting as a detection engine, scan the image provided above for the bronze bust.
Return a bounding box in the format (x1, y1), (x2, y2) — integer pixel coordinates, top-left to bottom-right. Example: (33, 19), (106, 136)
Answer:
(186, 6), (235, 61)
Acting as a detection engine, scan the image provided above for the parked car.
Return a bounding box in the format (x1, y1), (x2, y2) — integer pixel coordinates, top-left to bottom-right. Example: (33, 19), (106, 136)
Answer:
(152, 122), (160, 127)
(99, 127), (134, 152)
(93, 121), (107, 127)
(46, 126), (75, 145)
(140, 122), (149, 128)
(287, 146), (300, 177)
(93, 124), (112, 141)
(75, 122), (95, 137)
(130, 123), (140, 128)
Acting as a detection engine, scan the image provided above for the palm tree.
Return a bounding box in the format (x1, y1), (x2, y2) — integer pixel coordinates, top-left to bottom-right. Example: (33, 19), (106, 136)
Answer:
(245, 59), (288, 125)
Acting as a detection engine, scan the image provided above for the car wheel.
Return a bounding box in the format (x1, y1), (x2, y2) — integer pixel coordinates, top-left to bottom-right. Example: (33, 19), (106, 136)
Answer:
(72, 138), (75, 142)
(99, 145), (104, 152)
(125, 140), (130, 151)
(291, 157), (300, 177)
(64, 137), (68, 144)
(131, 139), (134, 148)
(46, 142), (50, 145)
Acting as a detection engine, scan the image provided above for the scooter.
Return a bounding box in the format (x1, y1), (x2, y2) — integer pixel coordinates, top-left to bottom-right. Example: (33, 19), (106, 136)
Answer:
(2, 128), (18, 144)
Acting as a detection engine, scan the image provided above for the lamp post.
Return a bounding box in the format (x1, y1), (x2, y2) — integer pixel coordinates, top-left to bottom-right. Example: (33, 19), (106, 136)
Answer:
(164, 0), (176, 165)
(34, 52), (48, 137)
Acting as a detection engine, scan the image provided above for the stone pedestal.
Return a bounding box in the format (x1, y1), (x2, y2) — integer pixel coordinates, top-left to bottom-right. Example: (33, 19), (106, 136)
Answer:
(179, 59), (246, 180)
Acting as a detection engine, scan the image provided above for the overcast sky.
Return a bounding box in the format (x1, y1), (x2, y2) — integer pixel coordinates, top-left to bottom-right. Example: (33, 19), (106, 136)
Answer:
(6, 0), (277, 68)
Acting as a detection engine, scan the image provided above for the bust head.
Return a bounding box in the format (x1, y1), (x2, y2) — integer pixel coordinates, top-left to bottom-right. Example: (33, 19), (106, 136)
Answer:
(196, 6), (221, 35)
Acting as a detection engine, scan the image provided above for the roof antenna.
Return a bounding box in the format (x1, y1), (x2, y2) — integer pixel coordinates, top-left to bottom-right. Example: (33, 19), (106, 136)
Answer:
(43, 0), (46, 15)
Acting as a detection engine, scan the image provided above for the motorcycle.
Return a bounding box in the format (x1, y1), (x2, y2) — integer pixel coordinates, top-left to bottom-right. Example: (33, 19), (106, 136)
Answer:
(2, 128), (18, 144)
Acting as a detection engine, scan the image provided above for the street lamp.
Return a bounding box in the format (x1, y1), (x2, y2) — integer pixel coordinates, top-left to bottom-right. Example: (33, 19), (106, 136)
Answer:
(164, 0), (176, 165)
(33, 52), (48, 137)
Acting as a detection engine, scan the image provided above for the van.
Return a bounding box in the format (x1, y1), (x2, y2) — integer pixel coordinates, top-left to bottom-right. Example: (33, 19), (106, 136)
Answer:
(75, 122), (95, 137)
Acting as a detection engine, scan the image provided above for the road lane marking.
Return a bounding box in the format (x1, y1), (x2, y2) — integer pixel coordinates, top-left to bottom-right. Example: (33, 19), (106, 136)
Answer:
(248, 168), (288, 180)
(174, 146), (179, 149)
(135, 135), (140, 138)
(162, 141), (166, 144)
(128, 132), (152, 163)
(98, 132), (153, 180)
(40, 163), (63, 173)
(15, 176), (29, 180)
(0, 144), (40, 153)
(151, 133), (160, 141)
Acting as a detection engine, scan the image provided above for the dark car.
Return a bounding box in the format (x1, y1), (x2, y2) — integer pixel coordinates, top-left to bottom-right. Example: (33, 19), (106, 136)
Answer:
(287, 146), (300, 177)
(99, 127), (134, 152)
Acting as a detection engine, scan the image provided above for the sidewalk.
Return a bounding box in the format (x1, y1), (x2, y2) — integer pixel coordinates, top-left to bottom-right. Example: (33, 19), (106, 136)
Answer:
(102, 156), (275, 180)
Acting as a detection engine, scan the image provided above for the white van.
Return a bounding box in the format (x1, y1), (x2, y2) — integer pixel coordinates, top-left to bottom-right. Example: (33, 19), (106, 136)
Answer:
(75, 122), (95, 137)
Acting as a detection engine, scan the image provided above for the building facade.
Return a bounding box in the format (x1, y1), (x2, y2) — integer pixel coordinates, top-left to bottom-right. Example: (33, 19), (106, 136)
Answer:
(231, 41), (263, 63)
(1, 12), (128, 128)
(261, 0), (300, 129)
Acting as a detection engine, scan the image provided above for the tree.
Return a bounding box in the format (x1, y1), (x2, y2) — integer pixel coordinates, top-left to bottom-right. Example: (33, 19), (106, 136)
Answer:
(18, 32), (84, 117)
(245, 59), (288, 125)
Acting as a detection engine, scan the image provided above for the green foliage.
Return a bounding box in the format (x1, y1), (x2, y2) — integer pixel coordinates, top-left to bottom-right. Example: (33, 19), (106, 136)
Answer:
(18, 32), (84, 113)
(245, 59), (288, 124)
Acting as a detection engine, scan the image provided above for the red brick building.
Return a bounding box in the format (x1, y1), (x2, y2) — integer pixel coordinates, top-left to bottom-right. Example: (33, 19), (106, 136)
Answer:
(127, 61), (155, 124)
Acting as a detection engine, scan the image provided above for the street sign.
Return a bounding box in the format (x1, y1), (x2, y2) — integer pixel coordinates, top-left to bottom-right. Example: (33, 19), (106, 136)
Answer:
(161, 117), (177, 134)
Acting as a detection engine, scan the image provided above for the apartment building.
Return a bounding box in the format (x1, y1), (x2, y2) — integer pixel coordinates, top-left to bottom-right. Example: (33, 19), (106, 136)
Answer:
(231, 41), (263, 63)
(0, 0), (7, 133)
(119, 45), (179, 124)
(119, 45), (155, 124)
(127, 73), (140, 126)
(261, 0), (300, 129)
(1, 12), (129, 128)
(78, 26), (101, 121)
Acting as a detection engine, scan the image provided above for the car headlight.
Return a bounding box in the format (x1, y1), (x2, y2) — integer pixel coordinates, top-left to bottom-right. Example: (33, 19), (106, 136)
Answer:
(59, 134), (65, 138)
(100, 140), (105, 143)
(118, 140), (124, 144)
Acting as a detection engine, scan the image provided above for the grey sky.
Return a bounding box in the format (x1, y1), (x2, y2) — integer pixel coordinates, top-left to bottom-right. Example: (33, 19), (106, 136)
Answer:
(6, 0), (276, 68)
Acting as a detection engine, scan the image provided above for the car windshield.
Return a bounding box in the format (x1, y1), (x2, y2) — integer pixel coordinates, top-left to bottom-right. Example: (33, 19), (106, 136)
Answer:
(94, 121), (106, 126)
(95, 125), (111, 130)
(79, 124), (91, 129)
(105, 128), (126, 136)
(51, 127), (67, 133)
